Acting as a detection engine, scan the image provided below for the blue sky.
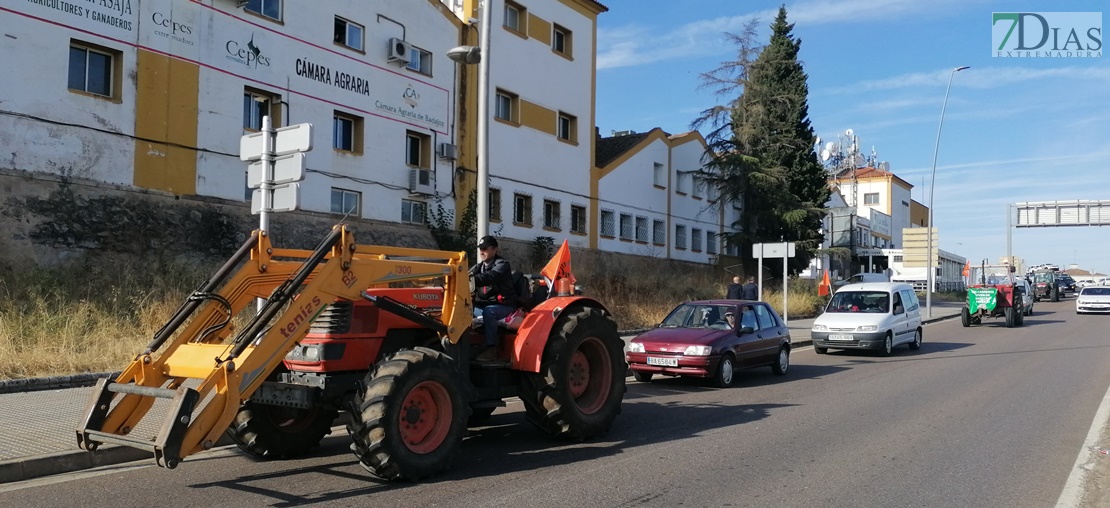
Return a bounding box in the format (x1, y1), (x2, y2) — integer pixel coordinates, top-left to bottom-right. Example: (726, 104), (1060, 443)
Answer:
(595, 0), (1109, 275)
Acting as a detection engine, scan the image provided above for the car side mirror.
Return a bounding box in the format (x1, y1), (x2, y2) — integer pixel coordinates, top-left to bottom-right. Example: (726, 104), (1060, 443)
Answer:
(738, 326), (755, 335)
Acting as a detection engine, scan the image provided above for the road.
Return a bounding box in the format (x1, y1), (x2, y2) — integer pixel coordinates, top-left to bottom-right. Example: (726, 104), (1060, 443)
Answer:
(2, 300), (1108, 507)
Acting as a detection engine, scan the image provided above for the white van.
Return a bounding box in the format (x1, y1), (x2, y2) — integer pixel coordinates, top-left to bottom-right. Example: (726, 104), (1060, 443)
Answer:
(811, 282), (922, 356)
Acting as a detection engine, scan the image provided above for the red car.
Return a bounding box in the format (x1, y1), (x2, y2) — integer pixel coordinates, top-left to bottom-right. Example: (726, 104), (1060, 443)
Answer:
(626, 300), (792, 387)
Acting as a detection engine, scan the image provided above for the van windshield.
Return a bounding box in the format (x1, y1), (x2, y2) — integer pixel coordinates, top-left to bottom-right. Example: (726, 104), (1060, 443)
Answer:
(827, 291), (890, 313)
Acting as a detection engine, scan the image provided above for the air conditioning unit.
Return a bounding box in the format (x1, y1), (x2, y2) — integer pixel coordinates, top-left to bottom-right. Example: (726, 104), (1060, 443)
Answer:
(409, 168), (433, 195)
(437, 143), (458, 160)
(387, 37), (411, 65)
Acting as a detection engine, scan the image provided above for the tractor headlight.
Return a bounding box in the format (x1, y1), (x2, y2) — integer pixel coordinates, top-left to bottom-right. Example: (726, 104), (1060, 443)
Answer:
(856, 325), (878, 332)
(684, 345), (713, 356)
(627, 342), (645, 353)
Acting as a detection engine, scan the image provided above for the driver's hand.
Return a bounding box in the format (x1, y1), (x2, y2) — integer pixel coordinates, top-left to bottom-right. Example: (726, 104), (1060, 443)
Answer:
(469, 275), (475, 293)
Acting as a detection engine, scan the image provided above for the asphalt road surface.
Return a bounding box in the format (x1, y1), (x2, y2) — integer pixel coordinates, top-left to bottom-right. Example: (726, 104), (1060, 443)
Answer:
(3, 300), (1108, 507)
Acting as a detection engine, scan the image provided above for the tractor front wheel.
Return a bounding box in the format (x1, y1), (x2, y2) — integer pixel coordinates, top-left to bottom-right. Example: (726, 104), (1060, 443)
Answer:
(520, 307), (626, 440)
(227, 401), (337, 460)
(348, 347), (468, 481)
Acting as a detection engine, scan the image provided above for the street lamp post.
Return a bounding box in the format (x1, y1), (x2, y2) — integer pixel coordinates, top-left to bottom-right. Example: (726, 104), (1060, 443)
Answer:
(447, 0), (494, 244)
(926, 65), (969, 318)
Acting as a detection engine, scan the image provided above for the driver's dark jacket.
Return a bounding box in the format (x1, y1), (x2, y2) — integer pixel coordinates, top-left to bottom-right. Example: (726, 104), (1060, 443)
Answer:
(470, 255), (515, 307)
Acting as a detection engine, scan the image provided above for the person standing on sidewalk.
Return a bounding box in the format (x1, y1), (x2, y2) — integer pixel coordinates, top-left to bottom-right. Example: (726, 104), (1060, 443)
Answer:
(726, 276), (743, 299)
(741, 276), (759, 300)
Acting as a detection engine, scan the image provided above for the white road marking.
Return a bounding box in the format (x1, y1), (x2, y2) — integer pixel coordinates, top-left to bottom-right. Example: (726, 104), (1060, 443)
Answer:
(1055, 379), (1110, 507)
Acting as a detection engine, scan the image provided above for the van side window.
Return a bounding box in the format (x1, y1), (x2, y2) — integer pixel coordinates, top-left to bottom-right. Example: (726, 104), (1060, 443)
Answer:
(901, 289), (919, 311)
(892, 292), (904, 314)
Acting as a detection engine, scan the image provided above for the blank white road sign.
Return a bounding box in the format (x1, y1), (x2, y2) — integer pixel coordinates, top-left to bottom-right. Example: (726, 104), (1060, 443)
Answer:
(251, 183), (301, 214)
(240, 123), (314, 161)
(247, 153), (306, 188)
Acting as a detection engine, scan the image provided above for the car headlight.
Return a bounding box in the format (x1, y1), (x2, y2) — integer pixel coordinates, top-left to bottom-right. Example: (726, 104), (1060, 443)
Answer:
(812, 324), (828, 332)
(626, 342), (645, 353)
(1077, 300), (1087, 305)
(856, 325), (878, 332)
(683, 345), (713, 356)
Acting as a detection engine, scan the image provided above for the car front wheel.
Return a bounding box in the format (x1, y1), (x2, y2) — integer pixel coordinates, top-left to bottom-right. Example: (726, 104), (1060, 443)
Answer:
(712, 354), (735, 388)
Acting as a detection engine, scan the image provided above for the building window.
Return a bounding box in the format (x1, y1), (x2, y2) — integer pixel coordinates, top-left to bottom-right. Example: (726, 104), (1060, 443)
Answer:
(653, 219), (665, 245)
(692, 177), (704, 199)
(68, 41), (118, 98)
(557, 112), (577, 142)
(600, 209), (615, 237)
(243, 88), (281, 130)
(707, 231), (717, 254)
(653, 163), (666, 187)
(331, 188), (360, 215)
(893, 255), (903, 263)
(570, 205), (586, 234)
(513, 193), (532, 226)
(864, 193), (879, 205)
(543, 199), (561, 230)
(401, 199), (426, 224)
(504, 1), (525, 33)
(691, 228), (703, 252)
(334, 17), (363, 51)
(676, 172), (690, 194)
(495, 90), (517, 122)
(244, 0), (281, 21)
(726, 242), (739, 256)
(406, 131), (430, 168)
(552, 24), (572, 57)
(406, 46), (432, 75)
(333, 111), (363, 153)
(619, 213), (633, 240)
(635, 216), (648, 242)
(676, 225), (687, 249)
(489, 188), (502, 222)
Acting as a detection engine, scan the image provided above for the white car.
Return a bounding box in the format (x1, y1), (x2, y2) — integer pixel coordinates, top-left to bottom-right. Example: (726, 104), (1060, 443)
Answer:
(1076, 286), (1110, 314)
(811, 282), (922, 356)
(1015, 279), (1034, 316)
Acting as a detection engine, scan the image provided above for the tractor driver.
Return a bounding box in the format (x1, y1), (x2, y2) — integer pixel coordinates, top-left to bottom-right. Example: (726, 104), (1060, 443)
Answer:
(470, 236), (516, 361)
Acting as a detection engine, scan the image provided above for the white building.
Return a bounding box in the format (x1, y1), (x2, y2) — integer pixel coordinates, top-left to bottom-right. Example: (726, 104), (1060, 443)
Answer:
(1, 0), (463, 225)
(593, 129), (735, 264)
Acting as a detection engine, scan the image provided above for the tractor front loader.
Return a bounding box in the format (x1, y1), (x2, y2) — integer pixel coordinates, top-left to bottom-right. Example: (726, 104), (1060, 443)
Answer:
(76, 225), (469, 470)
(77, 225), (626, 481)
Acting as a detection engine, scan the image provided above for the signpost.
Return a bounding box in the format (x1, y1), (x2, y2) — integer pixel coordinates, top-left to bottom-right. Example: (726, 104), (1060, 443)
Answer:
(240, 117), (312, 231)
(753, 242), (796, 324)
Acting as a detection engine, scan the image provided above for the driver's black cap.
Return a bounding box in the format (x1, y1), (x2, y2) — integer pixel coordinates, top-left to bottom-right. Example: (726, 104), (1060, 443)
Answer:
(477, 236), (498, 249)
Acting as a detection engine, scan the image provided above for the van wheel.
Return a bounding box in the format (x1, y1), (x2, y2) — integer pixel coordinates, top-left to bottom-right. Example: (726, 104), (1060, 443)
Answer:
(908, 329), (922, 350)
(878, 333), (893, 357)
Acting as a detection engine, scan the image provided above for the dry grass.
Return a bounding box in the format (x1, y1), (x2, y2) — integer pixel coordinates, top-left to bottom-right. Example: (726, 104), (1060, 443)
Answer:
(0, 258), (829, 379)
(0, 262), (207, 380)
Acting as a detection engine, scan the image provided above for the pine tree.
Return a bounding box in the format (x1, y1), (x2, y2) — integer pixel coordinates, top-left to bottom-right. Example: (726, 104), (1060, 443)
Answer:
(694, 7), (828, 276)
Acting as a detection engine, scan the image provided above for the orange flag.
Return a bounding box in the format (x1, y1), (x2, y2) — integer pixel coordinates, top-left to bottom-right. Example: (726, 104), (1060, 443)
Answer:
(818, 270), (831, 296)
(541, 240), (576, 293)
(962, 261), (970, 277)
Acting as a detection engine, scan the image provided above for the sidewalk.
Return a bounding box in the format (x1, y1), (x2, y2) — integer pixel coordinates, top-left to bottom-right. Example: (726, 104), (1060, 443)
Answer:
(0, 302), (965, 484)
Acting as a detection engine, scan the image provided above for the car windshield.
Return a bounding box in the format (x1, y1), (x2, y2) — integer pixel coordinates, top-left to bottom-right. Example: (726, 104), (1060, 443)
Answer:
(1081, 288), (1110, 296)
(659, 304), (736, 329)
(826, 291), (890, 313)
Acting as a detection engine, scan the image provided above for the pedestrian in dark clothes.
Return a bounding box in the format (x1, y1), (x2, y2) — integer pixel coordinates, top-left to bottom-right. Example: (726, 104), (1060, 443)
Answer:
(726, 276), (743, 299)
(740, 276), (759, 300)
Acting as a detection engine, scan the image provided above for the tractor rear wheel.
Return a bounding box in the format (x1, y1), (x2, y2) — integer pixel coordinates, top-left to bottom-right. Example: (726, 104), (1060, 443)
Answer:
(520, 307), (626, 440)
(961, 308), (971, 327)
(1015, 298), (1025, 326)
(348, 347), (468, 481)
(1005, 306), (1015, 328)
(1051, 287), (1060, 302)
(227, 401), (337, 460)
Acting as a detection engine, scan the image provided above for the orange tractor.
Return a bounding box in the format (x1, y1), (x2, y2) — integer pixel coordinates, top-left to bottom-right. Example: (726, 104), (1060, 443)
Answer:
(77, 226), (626, 480)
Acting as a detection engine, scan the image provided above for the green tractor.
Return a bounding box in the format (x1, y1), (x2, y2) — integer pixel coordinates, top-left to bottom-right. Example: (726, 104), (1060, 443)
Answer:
(962, 263), (1025, 328)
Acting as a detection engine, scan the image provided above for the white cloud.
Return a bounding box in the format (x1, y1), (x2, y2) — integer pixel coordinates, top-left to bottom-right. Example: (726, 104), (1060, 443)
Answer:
(830, 66), (1110, 94)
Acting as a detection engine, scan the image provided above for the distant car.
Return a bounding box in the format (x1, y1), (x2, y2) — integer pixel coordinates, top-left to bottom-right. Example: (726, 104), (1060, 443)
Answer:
(625, 300), (791, 387)
(1015, 279), (1034, 316)
(1076, 286), (1110, 314)
(1058, 275), (1077, 295)
(811, 282), (923, 356)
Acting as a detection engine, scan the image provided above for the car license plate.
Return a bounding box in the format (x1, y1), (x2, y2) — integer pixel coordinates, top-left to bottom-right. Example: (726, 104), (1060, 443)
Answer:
(829, 334), (854, 341)
(646, 357), (679, 367)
